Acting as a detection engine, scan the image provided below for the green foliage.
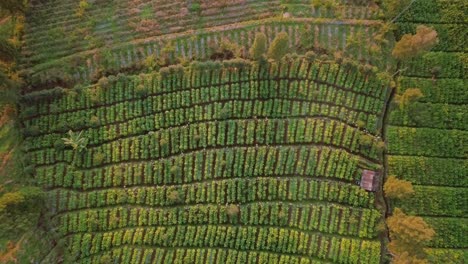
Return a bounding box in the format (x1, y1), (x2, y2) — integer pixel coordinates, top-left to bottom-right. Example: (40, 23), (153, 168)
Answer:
(62, 130), (88, 152)
(267, 32), (289, 61)
(249, 32), (267, 61)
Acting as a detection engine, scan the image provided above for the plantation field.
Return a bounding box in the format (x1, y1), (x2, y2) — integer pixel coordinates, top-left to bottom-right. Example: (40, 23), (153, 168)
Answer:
(386, 0), (468, 262)
(20, 0), (390, 87)
(21, 58), (391, 263)
(7, 0), (467, 263)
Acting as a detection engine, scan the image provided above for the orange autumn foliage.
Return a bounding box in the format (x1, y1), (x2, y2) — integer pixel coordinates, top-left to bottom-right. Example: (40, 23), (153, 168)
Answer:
(392, 25), (438, 60)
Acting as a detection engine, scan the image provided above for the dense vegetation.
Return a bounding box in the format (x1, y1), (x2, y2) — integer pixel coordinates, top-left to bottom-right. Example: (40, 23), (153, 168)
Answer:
(0, 0), (466, 263)
(386, 0), (467, 262)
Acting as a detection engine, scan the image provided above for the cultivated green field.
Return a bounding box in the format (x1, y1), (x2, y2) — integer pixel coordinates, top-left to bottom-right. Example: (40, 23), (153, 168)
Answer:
(0, 0), (466, 263)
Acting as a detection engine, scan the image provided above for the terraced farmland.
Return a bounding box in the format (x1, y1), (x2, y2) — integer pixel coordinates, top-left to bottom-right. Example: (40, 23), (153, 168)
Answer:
(21, 58), (391, 263)
(386, 0), (467, 262)
(1, 0), (466, 263)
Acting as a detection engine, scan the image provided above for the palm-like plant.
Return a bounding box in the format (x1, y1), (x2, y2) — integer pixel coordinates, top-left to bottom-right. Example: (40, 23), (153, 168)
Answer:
(62, 130), (88, 152)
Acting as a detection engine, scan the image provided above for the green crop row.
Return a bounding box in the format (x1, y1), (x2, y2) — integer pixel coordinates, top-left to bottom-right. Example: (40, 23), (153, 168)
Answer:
(67, 225), (380, 263)
(396, 186), (467, 217)
(386, 126), (467, 158)
(52, 177), (374, 214)
(58, 202), (379, 238)
(424, 217), (468, 248)
(23, 59), (388, 116)
(389, 102), (467, 130)
(37, 146), (362, 189)
(397, 0), (466, 23)
(403, 52), (466, 79)
(398, 77), (468, 104)
(388, 156), (468, 187)
(30, 118), (381, 168)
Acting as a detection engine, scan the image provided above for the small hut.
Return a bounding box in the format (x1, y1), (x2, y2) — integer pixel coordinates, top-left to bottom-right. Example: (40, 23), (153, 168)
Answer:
(360, 170), (380, 192)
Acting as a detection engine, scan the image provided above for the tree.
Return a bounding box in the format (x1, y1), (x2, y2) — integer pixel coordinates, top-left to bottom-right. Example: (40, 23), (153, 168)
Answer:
(387, 208), (435, 259)
(0, 0), (27, 14)
(249, 32), (267, 61)
(62, 130), (88, 152)
(0, 39), (17, 63)
(0, 192), (24, 213)
(392, 25), (438, 60)
(394, 88), (423, 109)
(267, 32), (289, 61)
(384, 176), (414, 199)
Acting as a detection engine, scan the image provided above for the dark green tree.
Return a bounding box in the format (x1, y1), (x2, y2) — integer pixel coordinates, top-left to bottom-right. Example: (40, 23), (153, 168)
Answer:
(267, 32), (289, 61)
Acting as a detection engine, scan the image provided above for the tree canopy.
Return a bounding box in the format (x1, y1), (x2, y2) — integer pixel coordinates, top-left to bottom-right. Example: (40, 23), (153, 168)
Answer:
(387, 208), (435, 259)
(384, 175), (415, 199)
(249, 32), (267, 61)
(267, 32), (289, 61)
(392, 25), (438, 60)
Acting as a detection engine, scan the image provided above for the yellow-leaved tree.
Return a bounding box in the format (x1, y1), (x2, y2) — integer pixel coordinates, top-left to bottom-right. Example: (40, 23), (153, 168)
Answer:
(384, 175), (415, 199)
(387, 208), (435, 261)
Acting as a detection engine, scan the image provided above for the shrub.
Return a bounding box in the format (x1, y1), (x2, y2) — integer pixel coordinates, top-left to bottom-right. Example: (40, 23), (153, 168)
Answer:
(267, 32), (289, 61)
(89, 115), (100, 127)
(359, 134), (374, 147)
(384, 176), (414, 199)
(250, 32), (267, 61)
(226, 204), (240, 217)
(167, 190), (180, 203)
(93, 152), (106, 165)
(135, 84), (148, 97)
(394, 88), (423, 109)
(54, 139), (65, 150)
(97, 76), (110, 90)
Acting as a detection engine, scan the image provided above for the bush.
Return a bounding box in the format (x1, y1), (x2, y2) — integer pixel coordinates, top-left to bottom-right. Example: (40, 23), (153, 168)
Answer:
(267, 32), (289, 61)
(167, 190), (180, 203)
(384, 176), (414, 199)
(250, 32), (267, 61)
(93, 152), (106, 165)
(226, 204), (240, 217)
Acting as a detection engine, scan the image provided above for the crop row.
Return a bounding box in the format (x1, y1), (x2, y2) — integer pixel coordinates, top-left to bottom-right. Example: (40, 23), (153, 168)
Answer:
(24, 0), (279, 61)
(403, 52), (466, 79)
(51, 177), (374, 214)
(24, 75), (384, 136)
(37, 145), (362, 189)
(397, 0), (466, 23)
(24, 59), (389, 115)
(27, 98), (380, 145)
(80, 246), (327, 264)
(395, 186), (466, 217)
(67, 225), (380, 263)
(25, 21), (382, 85)
(29, 118), (381, 167)
(388, 102), (467, 130)
(398, 77), (467, 105)
(58, 202), (379, 239)
(388, 156), (467, 187)
(386, 126), (466, 158)
(424, 217), (468, 248)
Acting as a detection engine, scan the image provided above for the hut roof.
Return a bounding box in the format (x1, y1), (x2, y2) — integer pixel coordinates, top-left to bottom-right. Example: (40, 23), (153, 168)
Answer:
(360, 170), (379, 191)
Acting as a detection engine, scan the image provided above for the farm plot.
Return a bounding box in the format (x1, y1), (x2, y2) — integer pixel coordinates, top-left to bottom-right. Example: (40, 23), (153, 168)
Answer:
(387, 0), (468, 262)
(21, 58), (391, 263)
